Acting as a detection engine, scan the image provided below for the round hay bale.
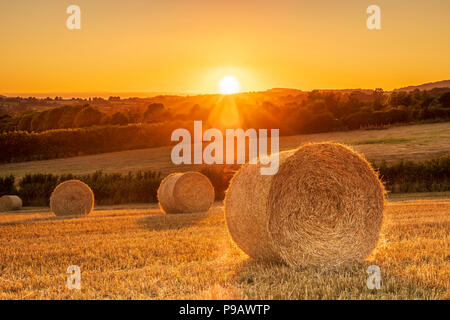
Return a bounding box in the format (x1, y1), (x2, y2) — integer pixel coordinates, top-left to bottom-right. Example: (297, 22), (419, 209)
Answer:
(158, 172), (215, 214)
(50, 180), (94, 217)
(0, 195), (23, 211)
(224, 142), (385, 267)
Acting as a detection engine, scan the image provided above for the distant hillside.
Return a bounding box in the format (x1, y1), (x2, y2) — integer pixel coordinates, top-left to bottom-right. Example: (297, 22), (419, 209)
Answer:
(394, 80), (450, 92)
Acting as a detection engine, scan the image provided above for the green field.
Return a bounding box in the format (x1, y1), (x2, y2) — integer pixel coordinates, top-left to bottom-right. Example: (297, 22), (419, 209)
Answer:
(0, 122), (448, 180)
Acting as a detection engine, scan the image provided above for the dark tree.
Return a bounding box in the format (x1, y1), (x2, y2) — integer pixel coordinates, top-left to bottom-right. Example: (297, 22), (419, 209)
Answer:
(110, 112), (129, 125)
(439, 92), (450, 108)
(144, 103), (167, 123)
(73, 106), (103, 128)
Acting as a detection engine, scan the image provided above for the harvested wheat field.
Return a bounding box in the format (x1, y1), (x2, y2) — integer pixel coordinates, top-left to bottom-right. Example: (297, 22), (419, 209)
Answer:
(0, 196), (448, 300)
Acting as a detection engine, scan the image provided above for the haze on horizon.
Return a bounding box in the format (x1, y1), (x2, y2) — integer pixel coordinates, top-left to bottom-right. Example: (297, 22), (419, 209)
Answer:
(1, 0), (449, 94)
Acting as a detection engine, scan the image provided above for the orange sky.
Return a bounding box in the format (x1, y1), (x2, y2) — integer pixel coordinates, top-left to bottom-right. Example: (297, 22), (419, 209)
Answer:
(1, 0), (449, 94)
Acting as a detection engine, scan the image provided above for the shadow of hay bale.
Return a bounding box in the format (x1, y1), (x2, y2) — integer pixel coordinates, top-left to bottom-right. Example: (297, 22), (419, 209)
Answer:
(136, 211), (210, 232)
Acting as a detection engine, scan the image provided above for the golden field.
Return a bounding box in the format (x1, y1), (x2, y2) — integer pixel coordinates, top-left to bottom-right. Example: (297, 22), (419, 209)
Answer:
(0, 122), (449, 180)
(0, 195), (448, 300)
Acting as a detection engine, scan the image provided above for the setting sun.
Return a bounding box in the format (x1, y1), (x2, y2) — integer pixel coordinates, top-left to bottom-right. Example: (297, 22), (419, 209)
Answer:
(219, 76), (240, 94)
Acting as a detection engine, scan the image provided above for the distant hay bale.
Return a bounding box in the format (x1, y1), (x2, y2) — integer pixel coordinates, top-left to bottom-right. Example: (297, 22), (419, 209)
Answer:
(0, 195), (23, 211)
(225, 142), (385, 267)
(50, 180), (94, 216)
(158, 172), (215, 214)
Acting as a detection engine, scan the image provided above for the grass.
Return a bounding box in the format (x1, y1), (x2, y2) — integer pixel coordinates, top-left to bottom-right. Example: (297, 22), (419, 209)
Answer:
(387, 191), (450, 202)
(0, 196), (448, 300)
(0, 122), (449, 181)
(350, 137), (415, 145)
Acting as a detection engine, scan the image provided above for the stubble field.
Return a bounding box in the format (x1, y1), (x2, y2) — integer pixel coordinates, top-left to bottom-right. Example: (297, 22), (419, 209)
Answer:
(0, 196), (448, 300)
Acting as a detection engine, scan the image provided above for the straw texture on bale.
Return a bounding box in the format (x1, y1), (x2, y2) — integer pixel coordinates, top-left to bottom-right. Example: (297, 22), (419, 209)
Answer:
(0, 195), (23, 211)
(158, 172), (215, 214)
(225, 142), (385, 267)
(50, 180), (94, 216)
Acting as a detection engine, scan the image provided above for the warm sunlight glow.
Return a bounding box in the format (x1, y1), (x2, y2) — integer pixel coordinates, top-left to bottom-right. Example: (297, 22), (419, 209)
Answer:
(219, 76), (240, 94)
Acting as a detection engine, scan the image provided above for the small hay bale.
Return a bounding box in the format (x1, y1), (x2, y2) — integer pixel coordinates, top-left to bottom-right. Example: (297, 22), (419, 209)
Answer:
(50, 180), (94, 217)
(158, 172), (215, 214)
(0, 195), (23, 211)
(224, 142), (385, 267)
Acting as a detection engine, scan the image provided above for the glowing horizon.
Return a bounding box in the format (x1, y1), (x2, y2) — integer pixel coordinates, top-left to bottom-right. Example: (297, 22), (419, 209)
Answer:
(1, 0), (449, 94)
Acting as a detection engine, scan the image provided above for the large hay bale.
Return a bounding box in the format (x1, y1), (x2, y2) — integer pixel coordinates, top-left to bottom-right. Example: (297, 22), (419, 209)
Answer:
(50, 180), (94, 216)
(225, 143), (385, 267)
(158, 172), (215, 214)
(0, 195), (23, 211)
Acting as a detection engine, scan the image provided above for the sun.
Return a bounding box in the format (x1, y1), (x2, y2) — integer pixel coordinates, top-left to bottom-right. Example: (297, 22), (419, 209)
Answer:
(219, 76), (240, 94)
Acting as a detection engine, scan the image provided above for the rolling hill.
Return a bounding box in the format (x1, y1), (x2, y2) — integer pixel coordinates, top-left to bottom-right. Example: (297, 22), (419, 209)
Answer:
(394, 80), (450, 92)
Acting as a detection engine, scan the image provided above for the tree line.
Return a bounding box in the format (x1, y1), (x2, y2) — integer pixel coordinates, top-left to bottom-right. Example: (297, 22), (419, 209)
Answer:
(240, 88), (450, 134)
(0, 103), (174, 133)
(0, 121), (189, 163)
(0, 88), (449, 163)
(1, 88), (449, 134)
